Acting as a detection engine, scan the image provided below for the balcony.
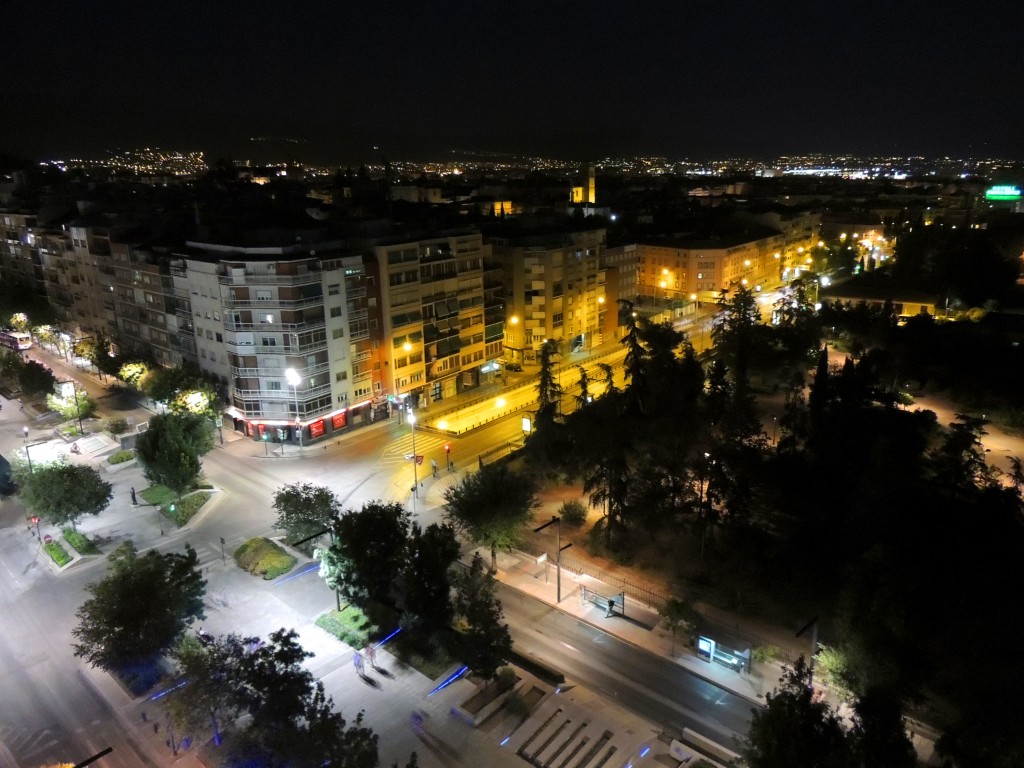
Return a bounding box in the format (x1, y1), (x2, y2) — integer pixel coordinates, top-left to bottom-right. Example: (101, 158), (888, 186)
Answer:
(223, 318), (326, 333)
(230, 361), (330, 378)
(232, 382), (332, 400)
(225, 335), (328, 354)
(218, 270), (321, 287)
(222, 295), (324, 310)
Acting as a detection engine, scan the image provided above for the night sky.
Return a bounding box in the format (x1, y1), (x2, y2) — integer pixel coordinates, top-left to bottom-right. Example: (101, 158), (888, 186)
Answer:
(6, 1), (1024, 164)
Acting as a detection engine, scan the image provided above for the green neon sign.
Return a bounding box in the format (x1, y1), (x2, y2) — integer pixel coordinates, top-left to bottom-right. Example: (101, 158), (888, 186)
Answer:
(985, 185), (1022, 201)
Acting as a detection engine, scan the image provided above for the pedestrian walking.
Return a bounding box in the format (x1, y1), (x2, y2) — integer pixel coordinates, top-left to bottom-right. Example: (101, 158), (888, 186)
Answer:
(365, 643), (377, 669)
(353, 650), (364, 675)
(430, 458), (438, 477)
(130, 487), (137, 506)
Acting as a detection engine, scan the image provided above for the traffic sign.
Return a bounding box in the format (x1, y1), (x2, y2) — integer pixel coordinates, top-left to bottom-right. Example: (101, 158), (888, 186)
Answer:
(415, 455), (424, 465)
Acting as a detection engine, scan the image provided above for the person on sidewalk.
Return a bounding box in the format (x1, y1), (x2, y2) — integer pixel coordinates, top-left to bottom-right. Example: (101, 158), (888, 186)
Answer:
(130, 487), (138, 506)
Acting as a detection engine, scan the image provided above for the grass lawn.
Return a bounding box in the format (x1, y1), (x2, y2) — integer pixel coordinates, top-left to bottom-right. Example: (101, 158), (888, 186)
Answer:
(140, 485), (177, 506)
(234, 537), (297, 579)
(143, 485), (212, 527)
(315, 606), (378, 648)
(162, 492), (210, 527)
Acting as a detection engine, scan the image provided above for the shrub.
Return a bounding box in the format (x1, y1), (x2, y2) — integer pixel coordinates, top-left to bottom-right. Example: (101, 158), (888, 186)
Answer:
(315, 606), (376, 648)
(107, 449), (135, 465)
(105, 417), (130, 435)
(233, 537), (297, 580)
(43, 540), (72, 567)
(496, 665), (519, 693)
(63, 527), (100, 555)
(162, 492), (210, 527)
(504, 692), (530, 718)
(559, 499), (588, 527)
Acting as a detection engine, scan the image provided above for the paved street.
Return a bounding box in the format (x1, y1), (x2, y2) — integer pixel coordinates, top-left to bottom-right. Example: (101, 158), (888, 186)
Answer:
(1, 337), (1013, 766)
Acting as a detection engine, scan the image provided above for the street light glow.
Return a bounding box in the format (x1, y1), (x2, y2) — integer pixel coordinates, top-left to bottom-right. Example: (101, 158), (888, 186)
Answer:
(284, 368), (300, 386)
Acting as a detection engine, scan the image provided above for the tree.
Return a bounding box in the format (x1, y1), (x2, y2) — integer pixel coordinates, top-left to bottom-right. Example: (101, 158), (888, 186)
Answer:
(850, 688), (916, 768)
(443, 463), (539, 570)
(659, 597), (701, 653)
(19, 461), (112, 528)
(8, 312), (29, 331)
(453, 552), (513, 684)
(17, 359), (56, 397)
(536, 338), (562, 424)
(46, 384), (95, 421)
(169, 629), (381, 768)
(273, 482), (340, 547)
(143, 362), (217, 415)
(135, 413), (214, 496)
(745, 657), (854, 768)
(321, 502), (410, 610)
(574, 365), (591, 411)
(91, 331), (119, 376)
(399, 523), (460, 636)
(73, 542), (206, 670)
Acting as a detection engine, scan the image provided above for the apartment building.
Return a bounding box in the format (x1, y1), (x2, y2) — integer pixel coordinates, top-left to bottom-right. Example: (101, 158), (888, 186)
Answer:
(636, 227), (786, 302)
(0, 212), (45, 297)
(491, 228), (607, 361)
(171, 242), (372, 441)
(372, 231), (497, 407)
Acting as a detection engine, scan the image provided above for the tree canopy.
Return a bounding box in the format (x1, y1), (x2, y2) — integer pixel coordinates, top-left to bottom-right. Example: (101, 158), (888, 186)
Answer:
(135, 412), (214, 495)
(19, 461), (112, 528)
(169, 629), (382, 768)
(452, 552), (513, 683)
(443, 463), (538, 570)
(273, 482), (340, 547)
(73, 542), (206, 670)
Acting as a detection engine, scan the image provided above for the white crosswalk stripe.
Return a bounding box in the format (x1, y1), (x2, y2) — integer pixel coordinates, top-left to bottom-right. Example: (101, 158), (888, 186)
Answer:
(378, 432), (447, 466)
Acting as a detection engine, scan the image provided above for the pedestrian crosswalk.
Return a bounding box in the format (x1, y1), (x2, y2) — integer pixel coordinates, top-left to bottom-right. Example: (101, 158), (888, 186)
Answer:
(378, 431), (447, 467)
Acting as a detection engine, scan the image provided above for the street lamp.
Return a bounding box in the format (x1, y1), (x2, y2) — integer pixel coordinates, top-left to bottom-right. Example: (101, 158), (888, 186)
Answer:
(59, 381), (85, 435)
(22, 426), (32, 474)
(534, 515), (573, 603)
(285, 368), (302, 456)
(407, 410), (419, 497)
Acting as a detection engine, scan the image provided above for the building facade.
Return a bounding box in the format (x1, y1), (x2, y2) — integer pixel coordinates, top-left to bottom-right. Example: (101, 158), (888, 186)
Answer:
(492, 228), (607, 361)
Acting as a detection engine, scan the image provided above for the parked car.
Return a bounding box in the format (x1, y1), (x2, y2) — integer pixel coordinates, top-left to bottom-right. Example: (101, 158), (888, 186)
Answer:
(504, 362), (523, 372)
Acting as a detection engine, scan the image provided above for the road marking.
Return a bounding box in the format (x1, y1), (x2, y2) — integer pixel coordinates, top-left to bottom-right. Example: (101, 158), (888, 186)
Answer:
(559, 641), (579, 653)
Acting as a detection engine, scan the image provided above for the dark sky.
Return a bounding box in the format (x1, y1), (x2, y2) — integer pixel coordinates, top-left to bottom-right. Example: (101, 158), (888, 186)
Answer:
(6, 1), (1024, 164)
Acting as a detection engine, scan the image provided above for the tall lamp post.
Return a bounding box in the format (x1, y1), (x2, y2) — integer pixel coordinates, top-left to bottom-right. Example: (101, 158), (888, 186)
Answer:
(22, 426), (33, 474)
(407, 410), (419, 497)
(534, 515), (572, 603)
(59, 381), (85, 434)
(285, 368), (302, 456)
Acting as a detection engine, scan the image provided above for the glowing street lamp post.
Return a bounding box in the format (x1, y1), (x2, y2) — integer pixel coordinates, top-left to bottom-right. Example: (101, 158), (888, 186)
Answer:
(407, 410), (419, 497)
(59, 381), (84, 434)
(285, 368), (302, 456)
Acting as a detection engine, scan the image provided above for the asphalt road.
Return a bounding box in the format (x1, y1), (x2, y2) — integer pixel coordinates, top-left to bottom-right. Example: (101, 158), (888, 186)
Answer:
(498, 585), (754, 747)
